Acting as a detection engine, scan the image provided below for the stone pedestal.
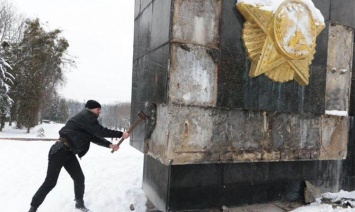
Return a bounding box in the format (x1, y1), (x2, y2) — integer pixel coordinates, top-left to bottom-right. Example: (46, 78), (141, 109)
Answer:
(132, 0), (355, 211)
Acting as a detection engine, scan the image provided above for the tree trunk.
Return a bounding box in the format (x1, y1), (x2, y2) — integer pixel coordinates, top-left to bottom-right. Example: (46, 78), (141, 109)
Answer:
(0, 115), (5, 131)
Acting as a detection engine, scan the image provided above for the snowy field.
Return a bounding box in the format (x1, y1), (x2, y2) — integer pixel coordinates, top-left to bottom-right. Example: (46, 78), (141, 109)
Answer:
(0, 123), (147, 212)
(1, 122), (355, 212)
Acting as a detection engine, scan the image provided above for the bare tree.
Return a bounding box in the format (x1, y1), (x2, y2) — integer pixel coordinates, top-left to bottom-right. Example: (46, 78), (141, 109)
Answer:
(0, 0), (26, 43)
(116, 102), (130, 130)
(67, 100), (85, 120)
(101, 102), (131, 130)
(65, 100), (131, 130)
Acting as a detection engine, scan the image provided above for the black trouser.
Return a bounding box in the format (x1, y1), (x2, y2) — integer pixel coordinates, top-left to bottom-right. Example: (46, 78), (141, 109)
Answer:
(30, 142), (85, 208)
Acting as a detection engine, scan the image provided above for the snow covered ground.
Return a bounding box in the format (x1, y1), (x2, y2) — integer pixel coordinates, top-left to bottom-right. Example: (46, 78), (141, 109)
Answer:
(0, 123), (147, 212)
(1, 122), (355, 212)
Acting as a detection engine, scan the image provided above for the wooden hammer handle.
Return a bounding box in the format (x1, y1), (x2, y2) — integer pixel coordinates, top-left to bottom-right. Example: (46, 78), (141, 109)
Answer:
(111, 117), (144, 153)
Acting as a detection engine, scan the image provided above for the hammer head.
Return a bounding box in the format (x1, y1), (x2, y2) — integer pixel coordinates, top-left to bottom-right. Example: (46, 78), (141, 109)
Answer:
(138, 111), (150, 120)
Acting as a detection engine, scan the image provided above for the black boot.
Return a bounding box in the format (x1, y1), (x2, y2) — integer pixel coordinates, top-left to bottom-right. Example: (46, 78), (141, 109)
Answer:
(28, 206), (37, 212)
(75, 199), (89, 212)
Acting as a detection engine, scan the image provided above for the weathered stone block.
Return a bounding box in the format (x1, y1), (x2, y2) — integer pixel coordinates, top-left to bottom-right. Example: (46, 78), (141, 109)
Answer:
(320, 115), (349, 159)
(172, 0), (221, 48)
(325, 24), (353, 112)
(169, 44), (218, 106)
(147, 104), (349, 165)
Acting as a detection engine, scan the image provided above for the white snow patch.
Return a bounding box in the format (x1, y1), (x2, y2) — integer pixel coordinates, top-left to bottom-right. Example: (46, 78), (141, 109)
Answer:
(236, 0), (325, 24)
(0, 123), (146, 212)
(325, 110), (348, 117)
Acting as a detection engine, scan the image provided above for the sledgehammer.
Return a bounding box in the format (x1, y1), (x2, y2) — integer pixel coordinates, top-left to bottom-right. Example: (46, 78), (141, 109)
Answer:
(111, 111), (149, 153)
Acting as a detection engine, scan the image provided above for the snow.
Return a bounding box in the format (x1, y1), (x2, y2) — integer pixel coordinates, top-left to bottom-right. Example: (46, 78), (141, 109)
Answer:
(322, 190), (355, 203)
(292, 204), (354, 212)
(1, 123), (355, 212)
(325, 110), (348, 117)
(292, 190), (355, 212)
(236, 0), (325, 24)
(0, 123), (147, 212)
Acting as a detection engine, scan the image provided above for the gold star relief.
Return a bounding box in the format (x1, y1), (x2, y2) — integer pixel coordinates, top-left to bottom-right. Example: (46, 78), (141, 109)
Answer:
(236, 0), (325, 85)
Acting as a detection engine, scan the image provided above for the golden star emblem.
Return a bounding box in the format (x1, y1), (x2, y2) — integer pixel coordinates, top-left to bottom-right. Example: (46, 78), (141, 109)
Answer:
(236, 0), (325, 85)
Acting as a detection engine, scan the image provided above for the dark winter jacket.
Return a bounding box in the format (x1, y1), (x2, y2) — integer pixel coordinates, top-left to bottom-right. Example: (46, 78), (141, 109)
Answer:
(59, 108), (123, 158)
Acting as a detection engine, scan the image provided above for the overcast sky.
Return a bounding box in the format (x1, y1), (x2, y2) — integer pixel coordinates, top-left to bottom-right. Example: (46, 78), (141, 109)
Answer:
(10, 0), (135, 104)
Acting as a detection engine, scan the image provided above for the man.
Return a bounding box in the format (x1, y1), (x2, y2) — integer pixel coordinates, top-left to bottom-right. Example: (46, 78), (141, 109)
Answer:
(28, 100), (129, 212)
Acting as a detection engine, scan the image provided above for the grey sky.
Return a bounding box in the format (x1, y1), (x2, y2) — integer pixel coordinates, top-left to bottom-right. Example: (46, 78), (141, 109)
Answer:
(11, 0), (135, 104)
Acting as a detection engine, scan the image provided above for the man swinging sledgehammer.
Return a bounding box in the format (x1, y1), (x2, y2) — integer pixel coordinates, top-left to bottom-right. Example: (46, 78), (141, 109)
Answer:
(28, 100), (130, 212)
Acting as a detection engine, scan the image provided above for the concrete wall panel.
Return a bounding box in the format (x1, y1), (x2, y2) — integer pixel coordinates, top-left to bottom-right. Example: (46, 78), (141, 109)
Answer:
(147, 104), (349, 165)
(169, 44), (218, 106)
(131, 0), (172, 152)
(133, 3), (152, 60)
(320, 116), (349, 159)
(147, 104), (169, 159)
(151, 0), (172, 50)
(172, 0), (221, 48)
(325, 24), (353, 112)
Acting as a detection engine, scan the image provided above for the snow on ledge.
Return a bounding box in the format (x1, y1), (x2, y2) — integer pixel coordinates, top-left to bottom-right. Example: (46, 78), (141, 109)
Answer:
(325, 110), (348, 117)
(236, 0), (325, 24)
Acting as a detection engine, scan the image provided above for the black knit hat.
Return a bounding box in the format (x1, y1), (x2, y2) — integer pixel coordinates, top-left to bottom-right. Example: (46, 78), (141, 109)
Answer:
(85, 100), (101, 109)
